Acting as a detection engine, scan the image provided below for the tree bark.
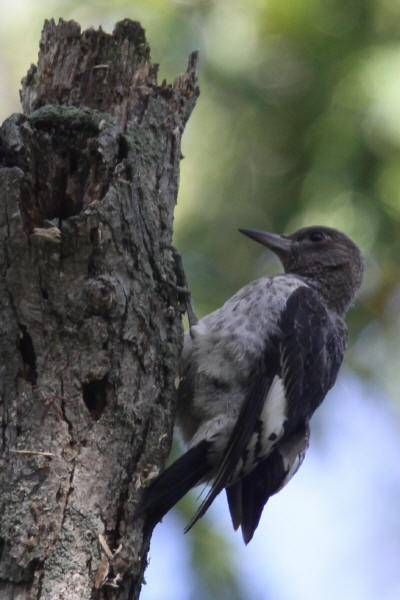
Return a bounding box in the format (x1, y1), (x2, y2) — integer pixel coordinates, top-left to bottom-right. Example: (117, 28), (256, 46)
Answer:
(0, 18), (198, 600)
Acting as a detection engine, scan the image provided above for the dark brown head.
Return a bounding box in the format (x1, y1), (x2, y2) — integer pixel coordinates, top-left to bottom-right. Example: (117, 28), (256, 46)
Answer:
(239, 225), (363, 315)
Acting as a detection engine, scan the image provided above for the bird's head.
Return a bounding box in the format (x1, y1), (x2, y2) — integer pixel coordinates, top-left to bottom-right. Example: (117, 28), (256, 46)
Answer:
(239, 226), (364, 315)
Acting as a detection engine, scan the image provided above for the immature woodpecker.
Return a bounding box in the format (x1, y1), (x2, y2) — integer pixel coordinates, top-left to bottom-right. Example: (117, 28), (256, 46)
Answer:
(137, 226), (363, 543)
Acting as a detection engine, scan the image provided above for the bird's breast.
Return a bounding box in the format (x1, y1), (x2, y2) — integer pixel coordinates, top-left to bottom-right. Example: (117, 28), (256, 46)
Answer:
(185, 274), (306, 383)
(177, 275), (306, 448)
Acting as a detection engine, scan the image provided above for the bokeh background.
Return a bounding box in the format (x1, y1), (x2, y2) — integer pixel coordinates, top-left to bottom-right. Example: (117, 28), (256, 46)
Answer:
(2, 1), (400, 599)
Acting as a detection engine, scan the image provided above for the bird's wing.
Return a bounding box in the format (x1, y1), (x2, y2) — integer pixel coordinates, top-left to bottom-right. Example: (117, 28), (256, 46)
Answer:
(185, 286), (346, 533)
(225, 286), (346, 541)
(279, 285), (347, 427)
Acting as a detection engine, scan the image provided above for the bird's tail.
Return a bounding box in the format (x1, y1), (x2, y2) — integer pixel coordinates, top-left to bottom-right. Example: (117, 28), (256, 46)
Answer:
(134, 440), (210, 528)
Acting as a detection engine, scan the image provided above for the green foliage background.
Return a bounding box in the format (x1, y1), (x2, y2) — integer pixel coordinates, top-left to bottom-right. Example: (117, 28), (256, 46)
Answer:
(1, 1), (400, 598)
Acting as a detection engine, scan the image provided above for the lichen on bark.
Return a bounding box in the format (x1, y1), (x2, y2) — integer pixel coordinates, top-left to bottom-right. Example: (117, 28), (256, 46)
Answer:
(0, 18), (198, 600)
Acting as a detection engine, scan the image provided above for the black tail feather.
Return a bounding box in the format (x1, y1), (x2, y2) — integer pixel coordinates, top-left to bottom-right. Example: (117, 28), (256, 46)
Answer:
(226, 482), (242, 531)
(135, 440), (210, 527)
(226, 465), (270, 544)
(226, 449), (286, 544)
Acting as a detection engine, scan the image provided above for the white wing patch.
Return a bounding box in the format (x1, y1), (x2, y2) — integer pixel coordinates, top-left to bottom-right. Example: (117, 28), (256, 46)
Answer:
(238, 375), (287, 477)
(260, 375), (287, 444)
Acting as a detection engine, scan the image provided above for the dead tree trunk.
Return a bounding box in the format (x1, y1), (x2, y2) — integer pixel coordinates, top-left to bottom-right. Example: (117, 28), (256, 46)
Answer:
(0, 18), (198, 600)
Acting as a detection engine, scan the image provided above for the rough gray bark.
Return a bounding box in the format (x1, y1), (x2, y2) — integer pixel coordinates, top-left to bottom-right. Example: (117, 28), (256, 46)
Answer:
(0, 18), (198, 600)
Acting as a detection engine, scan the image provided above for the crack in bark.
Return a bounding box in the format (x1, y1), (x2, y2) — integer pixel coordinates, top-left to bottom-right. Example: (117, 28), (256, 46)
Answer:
(60, 376), (73, 441)
(17, 324), (37, 384)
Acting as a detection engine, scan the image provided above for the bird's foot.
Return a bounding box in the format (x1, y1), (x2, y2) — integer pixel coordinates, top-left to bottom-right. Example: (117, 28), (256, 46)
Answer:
(165, 246), (199, 327)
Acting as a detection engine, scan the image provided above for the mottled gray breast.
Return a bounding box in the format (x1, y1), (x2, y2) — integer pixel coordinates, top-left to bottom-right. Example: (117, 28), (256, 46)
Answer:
(185, 274), (306, 381)
(176, 274), (307, 445)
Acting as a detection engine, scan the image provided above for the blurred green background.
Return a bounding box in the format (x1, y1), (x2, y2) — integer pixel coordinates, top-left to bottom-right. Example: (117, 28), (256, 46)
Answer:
(1, 1), (400, 599)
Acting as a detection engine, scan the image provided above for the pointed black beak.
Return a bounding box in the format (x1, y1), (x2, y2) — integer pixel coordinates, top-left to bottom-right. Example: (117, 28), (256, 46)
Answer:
(238, 228), (292, 257)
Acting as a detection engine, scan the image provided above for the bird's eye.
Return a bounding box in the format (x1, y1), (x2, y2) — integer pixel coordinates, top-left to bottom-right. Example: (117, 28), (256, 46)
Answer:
(309, 231), (326, 242)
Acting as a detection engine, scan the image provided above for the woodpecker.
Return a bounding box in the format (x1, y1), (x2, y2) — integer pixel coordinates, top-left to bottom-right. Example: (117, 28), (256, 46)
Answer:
(137, 226), (363, 543)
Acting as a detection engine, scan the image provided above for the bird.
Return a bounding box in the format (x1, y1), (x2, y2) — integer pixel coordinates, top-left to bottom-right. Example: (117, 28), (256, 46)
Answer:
(136, 226), (363, 543)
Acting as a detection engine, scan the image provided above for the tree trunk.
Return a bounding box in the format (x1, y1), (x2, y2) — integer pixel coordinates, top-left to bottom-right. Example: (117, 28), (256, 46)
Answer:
(0, 18), (198, 600)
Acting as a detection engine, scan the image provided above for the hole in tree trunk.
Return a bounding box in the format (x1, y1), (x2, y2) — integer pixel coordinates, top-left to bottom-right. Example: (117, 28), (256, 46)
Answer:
(18, 325), (37, 384)
(82, 377), (108, 420)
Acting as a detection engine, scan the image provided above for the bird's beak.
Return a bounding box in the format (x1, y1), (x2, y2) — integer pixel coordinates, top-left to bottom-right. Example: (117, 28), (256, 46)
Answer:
(238, 228), (292, 257)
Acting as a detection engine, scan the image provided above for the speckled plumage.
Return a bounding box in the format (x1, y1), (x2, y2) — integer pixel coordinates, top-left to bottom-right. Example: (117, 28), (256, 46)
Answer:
(177, 275), (305, 451)
(136, 226), (363, 543)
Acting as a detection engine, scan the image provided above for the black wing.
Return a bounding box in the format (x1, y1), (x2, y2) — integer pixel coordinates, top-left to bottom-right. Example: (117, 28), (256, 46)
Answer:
(279, 285), (347, 430)
(187, 285), (346, 536)
(225, 286), (346, 541)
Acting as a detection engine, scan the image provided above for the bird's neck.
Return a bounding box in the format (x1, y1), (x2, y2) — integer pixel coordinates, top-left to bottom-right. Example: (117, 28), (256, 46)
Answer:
(299, 269), (354, 317)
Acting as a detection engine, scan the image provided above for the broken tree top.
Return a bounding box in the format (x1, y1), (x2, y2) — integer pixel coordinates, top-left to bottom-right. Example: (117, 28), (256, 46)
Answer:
(20, 18), (199, 130)
(0, 18), (199, 232)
